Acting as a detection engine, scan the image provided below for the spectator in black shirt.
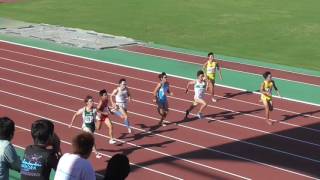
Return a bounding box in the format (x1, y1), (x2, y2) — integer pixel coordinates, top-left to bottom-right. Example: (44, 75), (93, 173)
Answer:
(104, 153), (130, 180)
(20, 119), (61, 180)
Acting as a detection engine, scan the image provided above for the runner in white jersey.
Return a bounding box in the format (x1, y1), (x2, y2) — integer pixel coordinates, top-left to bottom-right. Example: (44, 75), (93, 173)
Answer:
(110, 78), (133, 133)
(185, 70), (208, 120)
(69, 95), (102, 158)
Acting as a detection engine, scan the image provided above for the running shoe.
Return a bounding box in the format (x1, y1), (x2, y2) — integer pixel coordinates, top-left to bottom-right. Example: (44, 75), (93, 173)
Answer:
(185, 110), (190, 119)
(109, 139), (116, 144)
(95, 152), (102, 159)
(197, 113), (203, 120)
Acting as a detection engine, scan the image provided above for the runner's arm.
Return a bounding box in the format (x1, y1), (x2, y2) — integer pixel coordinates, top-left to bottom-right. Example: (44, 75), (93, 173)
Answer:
(272, 80), (281, 97)
(167, 83), (173, 96)
(205, 80), (209, 91)
(153, 83), (161, 102)
(127, 88), (132, 102)
(203, 62), (208, 79)
(217, 62), (223, 80)
(110, 88), (118, 107)
(185, 81), (195, 93)
(260, 83), (270, 96)
(97, 101), (109, 115)
(69, 108), (83, 127)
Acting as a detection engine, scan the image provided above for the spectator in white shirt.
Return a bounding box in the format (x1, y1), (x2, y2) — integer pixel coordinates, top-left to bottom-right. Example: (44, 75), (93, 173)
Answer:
(54, 132), (96, 180)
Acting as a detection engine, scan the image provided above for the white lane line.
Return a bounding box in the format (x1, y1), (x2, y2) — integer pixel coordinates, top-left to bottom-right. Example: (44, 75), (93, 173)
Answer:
(1, 65), (320, 149)
(1, 57), (320, 134)
(1, 79), (320, 179)
(1, 47), (319, 120)
(0, 39), (319, 107)
(1, 104), (249, 180)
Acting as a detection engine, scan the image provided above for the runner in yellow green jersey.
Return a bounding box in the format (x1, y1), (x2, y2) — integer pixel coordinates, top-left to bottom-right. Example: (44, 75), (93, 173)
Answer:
(202, 52), (222, 102)
(260, 71), (281, 125)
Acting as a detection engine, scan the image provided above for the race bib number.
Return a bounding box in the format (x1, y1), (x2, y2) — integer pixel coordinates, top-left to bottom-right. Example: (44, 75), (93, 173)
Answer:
(84, 116), (94, 123)
(207, 67), (214, 74)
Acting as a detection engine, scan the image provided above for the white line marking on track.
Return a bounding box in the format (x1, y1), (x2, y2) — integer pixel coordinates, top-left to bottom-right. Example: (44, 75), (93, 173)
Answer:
(134, 44), (320, 78)
(1, 79), (320, 179)
(1, 56), (320, 134)
(1, 87), (320, 164)
(1, 47), (319, 120)
(1, 104), (249, 180)
(1, 64), (320, 149)
(116, 48), (320, 87)
(0, 39), (319, 106)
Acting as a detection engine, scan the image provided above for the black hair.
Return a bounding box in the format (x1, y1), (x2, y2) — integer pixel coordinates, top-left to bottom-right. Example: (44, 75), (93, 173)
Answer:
(208, 52), (214, 57)
(0, 117), (15, 140)
(158, 72), (167, 80)
(31, 119), (54, 145)
(99, 89), (107, 96)
(84, 95), (93, 103)
(104, 153), (130, 180)
(72, 132), (94, 158)
(119, 78), (126, 84)
(197, 70), (204, 77)
(263, 71), (271, 79)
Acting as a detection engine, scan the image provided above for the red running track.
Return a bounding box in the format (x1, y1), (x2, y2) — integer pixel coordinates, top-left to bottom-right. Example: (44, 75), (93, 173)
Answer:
(119, 45), (320, 86)
(1, 41), (320, 179)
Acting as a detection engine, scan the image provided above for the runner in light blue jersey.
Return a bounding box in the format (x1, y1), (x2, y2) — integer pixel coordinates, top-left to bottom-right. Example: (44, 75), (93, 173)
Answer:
(153, 72), (173, 126)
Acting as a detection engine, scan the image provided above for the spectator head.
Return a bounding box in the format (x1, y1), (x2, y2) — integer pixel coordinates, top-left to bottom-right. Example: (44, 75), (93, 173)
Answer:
(72, 132), (94, 159)
(0, 117), (15, 141)
(104, 154), (130, 180)
(31, 119), (54, 145)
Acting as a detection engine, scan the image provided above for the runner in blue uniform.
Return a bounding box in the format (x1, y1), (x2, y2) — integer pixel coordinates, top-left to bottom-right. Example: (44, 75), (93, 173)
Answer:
(153, 72), (173, 126)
